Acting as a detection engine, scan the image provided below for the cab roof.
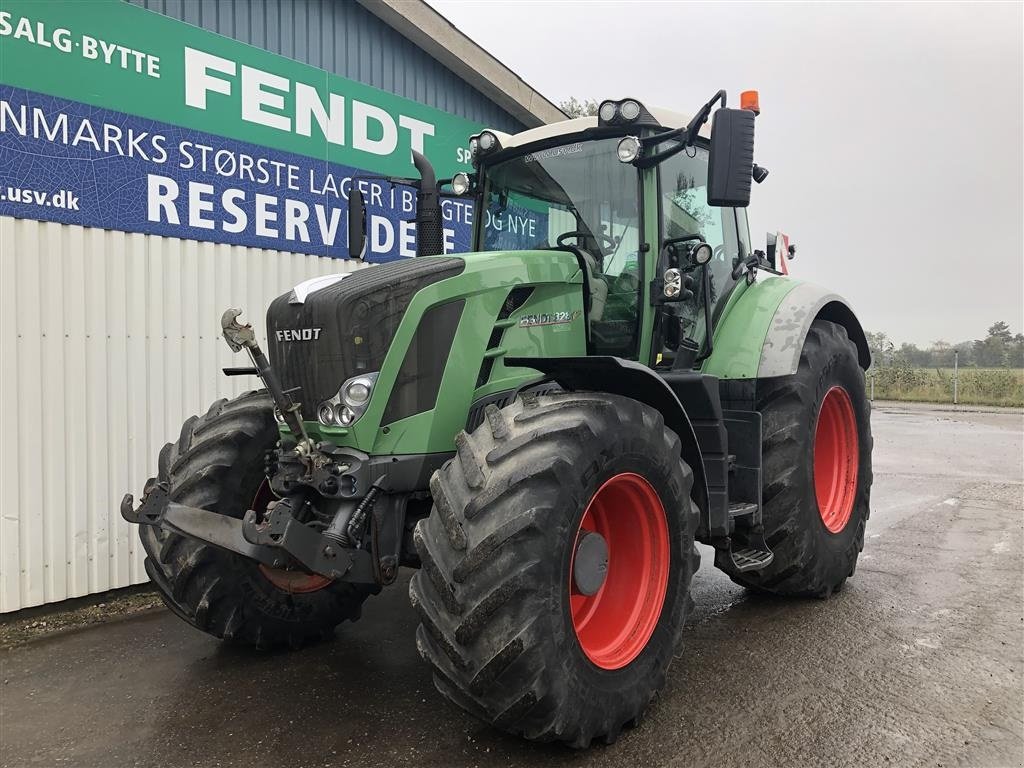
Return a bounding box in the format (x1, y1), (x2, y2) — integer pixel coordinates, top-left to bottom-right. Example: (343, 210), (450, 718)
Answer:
(482, 105), (710, 152)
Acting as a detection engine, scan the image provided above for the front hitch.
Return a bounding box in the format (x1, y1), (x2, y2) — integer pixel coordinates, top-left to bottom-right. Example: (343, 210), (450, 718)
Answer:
(120, 489), (379, 584)
(121, 490), (281, 568)
(241, 496), (376, 582)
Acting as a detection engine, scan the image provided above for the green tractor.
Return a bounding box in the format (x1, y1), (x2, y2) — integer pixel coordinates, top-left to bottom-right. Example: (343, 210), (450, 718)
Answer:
(122, 89), (872, 747)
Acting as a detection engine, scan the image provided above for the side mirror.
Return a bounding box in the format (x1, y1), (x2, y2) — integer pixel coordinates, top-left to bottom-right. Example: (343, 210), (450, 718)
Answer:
(707, 107), (756, 207)
(347, 188), (366, 259)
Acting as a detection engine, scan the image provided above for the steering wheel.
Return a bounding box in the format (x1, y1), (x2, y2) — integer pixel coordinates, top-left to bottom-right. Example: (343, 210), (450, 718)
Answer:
(556, 230), (617, 252)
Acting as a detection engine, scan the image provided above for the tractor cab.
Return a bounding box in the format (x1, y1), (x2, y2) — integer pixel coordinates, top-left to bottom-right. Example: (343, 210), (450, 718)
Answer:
(464, 97), (763, 370)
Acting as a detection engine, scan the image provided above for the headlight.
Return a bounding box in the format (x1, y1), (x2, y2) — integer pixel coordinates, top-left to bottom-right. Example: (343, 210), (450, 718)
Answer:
(317, 372), (379, 428)
(451, 172), (471, 195)
(343, 377), (374, 406)
(597, 98), (655, 128)
(692, 242), (713, 265)
(317, 402), (337, 426)
(478, 131), (499, 152)
(617, 135), (642, 163)
(619, 100), (641, 121)
(664, 268), (682, 298)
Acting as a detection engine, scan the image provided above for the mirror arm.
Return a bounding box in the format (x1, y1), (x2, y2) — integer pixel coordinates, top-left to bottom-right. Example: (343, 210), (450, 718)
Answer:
(684, 89), (727, 145)
(635, 139), (691, 169)
(638, 125), (686, 149)
(635, 90), (727, 169)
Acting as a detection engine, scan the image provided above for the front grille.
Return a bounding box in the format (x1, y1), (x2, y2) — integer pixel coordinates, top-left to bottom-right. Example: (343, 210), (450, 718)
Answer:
(381, 299), (465, 425)
(266, 257), (464, 418)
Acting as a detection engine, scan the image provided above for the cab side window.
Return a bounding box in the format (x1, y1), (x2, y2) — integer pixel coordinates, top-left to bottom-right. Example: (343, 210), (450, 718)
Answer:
(659, 147), (740, 308)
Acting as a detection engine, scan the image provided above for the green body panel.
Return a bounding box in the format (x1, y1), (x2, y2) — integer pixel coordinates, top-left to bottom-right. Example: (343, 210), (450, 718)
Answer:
(471, 278), (587, 399)
(297, 251), (586, 454)
(700, 275), (803, 379)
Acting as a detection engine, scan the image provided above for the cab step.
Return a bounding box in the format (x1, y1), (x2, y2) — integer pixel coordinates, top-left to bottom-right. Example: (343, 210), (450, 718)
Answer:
(727, 547), (774, 571)
(713, 526), (775, 573)
(728, 502), (758, 519)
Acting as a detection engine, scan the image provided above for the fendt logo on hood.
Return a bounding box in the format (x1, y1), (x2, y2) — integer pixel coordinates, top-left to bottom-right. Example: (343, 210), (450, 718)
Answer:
(275, 328), (322, 342)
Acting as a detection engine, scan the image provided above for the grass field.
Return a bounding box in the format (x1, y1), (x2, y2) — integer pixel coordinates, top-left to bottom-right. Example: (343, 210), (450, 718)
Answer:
(867, 367), (1024, 408)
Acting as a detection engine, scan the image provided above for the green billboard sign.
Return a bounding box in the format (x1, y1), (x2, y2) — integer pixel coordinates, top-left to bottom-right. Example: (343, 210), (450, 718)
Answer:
(0, 0), (485, 258)
(0, 0), (480, 178)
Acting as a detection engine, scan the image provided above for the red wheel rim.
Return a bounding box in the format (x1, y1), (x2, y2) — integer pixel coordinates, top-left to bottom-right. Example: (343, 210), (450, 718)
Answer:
(570, 473), (670, 670)
(813, 386), (860, 534)
(252, 481), (333, 594)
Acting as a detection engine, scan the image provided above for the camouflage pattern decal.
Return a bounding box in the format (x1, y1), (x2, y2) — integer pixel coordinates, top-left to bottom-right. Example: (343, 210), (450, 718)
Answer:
(757, 283), (850, 378)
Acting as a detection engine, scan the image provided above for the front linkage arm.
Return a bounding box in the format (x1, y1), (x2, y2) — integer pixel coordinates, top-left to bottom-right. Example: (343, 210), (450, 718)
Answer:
(221, 308), (312, 447)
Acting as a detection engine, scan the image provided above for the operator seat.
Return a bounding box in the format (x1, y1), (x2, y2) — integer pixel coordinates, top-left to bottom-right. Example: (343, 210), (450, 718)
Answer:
(581, 250), (608, 322)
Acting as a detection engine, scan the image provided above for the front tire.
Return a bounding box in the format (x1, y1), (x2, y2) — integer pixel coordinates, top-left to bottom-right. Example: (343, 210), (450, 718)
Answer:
(410, 392), (700, 747)
(723, 320), (873, 596)
(138, 391), (377, 648)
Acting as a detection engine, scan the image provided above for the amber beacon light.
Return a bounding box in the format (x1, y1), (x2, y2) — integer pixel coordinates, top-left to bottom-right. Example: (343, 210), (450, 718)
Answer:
(740, 90), (761, 115)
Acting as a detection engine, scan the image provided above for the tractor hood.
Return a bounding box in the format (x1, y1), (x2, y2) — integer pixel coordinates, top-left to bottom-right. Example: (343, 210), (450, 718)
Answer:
(266, 257), (465, 419)
(266, 248), (584, 452)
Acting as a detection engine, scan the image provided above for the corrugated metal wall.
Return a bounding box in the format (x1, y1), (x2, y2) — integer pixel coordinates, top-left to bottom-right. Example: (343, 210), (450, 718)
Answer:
(127, 0), (525, 134)
(1, 1), (523, 612)
(0, 217), (364, 612)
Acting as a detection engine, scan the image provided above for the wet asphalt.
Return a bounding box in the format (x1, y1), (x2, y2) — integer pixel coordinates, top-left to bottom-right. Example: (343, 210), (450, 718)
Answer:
(1, 403), (1022, 768)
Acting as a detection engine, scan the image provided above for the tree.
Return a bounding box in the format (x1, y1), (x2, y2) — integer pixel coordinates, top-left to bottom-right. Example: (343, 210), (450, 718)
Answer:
(974, 321), (1014, 367)
(897, 342), (930, 368)
(952, 340), (975, 368)
(558, 97), (599, 118)
(930, 340), (954, 367)
(866, 331), (895, 368)
(989, 321), (1013, 342)
(1011, 334), (1024, 368)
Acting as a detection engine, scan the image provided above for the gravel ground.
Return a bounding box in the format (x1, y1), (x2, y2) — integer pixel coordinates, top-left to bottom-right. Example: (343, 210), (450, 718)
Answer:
(1, 402), (1021, 768)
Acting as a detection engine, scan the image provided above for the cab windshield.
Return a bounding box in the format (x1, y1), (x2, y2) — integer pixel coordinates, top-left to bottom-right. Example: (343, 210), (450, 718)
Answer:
(476, 137), (643, 357)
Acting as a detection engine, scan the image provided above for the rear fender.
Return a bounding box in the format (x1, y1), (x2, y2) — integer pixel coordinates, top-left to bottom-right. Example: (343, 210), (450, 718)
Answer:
(505, 356), (709, 518)
(702, 277), (870, 380)
(757, 283), (871, 376)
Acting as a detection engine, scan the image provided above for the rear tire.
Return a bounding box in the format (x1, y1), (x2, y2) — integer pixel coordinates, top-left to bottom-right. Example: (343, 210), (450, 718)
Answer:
(410, 392), (700, 747)
(723, 320), (873, 597)
(138, 391), (376, 648)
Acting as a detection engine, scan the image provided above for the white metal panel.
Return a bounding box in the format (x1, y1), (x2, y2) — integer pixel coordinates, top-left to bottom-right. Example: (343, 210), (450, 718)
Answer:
(0, 217), (365, 612)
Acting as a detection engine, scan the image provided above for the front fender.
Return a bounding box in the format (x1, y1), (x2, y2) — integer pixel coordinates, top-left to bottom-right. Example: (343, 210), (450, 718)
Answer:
(505, 356), (710, 518)
(702, 277), (870, 380)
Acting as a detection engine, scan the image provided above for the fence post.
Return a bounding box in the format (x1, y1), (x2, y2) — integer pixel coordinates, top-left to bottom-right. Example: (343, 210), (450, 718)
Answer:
(953, 350), (959, 405)
(870, 372), (874, 402)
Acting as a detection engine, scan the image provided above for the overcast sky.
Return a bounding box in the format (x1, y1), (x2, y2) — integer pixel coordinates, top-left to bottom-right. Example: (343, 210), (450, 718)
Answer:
(429, 0), (1023, 346)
